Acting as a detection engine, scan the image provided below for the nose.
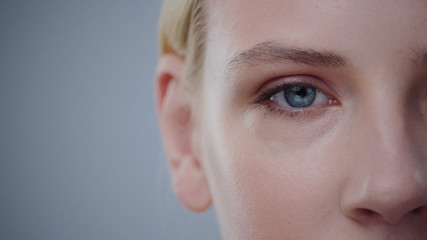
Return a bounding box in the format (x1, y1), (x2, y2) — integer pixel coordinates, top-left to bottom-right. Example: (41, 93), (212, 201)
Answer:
(342, 100), (427, 225)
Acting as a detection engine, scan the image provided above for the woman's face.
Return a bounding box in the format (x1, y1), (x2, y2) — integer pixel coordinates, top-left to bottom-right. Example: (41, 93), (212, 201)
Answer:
(196, 0), (427, 239)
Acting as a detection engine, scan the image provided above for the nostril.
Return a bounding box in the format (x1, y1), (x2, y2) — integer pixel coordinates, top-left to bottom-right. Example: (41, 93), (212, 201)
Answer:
(351, 206), (427, 224)
(359, 209), (376, 217)
(412, 207), (422, 214)
(411, 205), (427, 216)
(351, 208), (382, 222)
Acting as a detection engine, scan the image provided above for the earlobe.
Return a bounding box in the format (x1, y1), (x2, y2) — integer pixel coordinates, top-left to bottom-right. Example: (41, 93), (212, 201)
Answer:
(172, 155), (212, 212)
(155, 54), (212, 212)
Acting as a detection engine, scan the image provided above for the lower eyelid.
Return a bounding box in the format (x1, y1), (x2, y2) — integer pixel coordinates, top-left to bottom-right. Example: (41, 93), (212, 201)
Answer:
(261, 100), (332, 119)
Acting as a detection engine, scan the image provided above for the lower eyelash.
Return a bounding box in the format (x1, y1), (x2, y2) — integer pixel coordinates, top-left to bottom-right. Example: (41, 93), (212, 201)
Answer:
(257, 100), (316, 118)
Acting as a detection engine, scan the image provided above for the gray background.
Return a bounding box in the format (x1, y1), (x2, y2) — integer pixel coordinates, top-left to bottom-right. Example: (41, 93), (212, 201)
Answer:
(0, 1), (221, 239)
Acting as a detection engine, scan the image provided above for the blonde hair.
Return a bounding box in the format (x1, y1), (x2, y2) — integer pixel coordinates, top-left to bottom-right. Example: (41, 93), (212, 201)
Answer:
(158, 0), (206, 90)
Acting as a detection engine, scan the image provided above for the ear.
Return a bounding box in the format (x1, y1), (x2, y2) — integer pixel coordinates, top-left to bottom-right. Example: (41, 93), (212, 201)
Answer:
(155, 54), (212, 212)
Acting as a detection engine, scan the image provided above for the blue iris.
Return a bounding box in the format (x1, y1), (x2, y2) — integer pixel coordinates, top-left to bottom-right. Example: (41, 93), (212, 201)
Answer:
(284, 86), (317, 108)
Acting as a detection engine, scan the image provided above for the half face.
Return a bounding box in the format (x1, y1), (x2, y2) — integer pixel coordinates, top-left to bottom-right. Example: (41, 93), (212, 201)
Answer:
(196, 0), (427, 239)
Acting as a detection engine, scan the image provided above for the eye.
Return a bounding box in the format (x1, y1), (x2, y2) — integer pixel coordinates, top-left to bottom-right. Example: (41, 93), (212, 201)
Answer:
(271, 85), (331, 108)
(253, 76), (339, 117)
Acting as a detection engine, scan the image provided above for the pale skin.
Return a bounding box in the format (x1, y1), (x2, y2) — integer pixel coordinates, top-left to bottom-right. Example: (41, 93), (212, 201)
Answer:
(156, 0), (427, 239)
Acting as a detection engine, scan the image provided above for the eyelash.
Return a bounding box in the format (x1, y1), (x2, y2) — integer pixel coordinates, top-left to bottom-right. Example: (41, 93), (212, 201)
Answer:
(252, 79), (339, 118)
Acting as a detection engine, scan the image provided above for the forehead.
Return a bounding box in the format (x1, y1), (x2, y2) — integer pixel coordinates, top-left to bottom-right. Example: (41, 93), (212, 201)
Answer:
(205, 0), (427, 64)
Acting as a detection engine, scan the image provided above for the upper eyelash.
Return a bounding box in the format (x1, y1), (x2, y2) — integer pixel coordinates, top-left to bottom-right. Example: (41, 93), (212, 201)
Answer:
(252, 81), (320, 105)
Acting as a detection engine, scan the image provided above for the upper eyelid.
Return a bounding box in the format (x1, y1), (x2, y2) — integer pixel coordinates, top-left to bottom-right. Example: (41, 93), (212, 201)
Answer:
(255, 75), (333, 99)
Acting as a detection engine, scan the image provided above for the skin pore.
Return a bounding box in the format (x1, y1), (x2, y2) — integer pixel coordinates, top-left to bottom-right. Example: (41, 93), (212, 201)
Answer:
(157, 0), (427, 239)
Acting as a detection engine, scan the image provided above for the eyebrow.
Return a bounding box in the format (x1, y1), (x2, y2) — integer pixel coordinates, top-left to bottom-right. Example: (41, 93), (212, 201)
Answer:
(225, 41), (348, 75)
(413, 48), (427, 65)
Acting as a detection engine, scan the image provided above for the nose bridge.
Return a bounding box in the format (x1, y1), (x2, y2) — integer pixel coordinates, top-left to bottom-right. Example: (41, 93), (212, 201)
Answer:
(369, 89), (412, 164)
(360, 69), (411, 163)
(367, 91), (423, 199)
(343, 73), (427, 224)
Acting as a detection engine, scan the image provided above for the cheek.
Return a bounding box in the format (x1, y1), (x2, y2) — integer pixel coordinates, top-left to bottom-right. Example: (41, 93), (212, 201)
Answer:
(199, 96), (346, 239)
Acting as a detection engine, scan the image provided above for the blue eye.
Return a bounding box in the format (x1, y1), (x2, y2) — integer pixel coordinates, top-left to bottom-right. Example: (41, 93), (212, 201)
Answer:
(284, 86), (316, 108)
(253, 76), (339, 117)
(269, 85), (331, 108)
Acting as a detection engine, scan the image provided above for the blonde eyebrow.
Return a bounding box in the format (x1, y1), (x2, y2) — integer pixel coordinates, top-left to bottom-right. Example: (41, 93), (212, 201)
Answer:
(412, 48), (427, 65)
(225, 41), (348, 74)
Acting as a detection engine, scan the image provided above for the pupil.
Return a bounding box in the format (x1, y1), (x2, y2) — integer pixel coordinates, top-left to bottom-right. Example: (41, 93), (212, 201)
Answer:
(284, 86), (317, 108)
(296, 88), (307, 97)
